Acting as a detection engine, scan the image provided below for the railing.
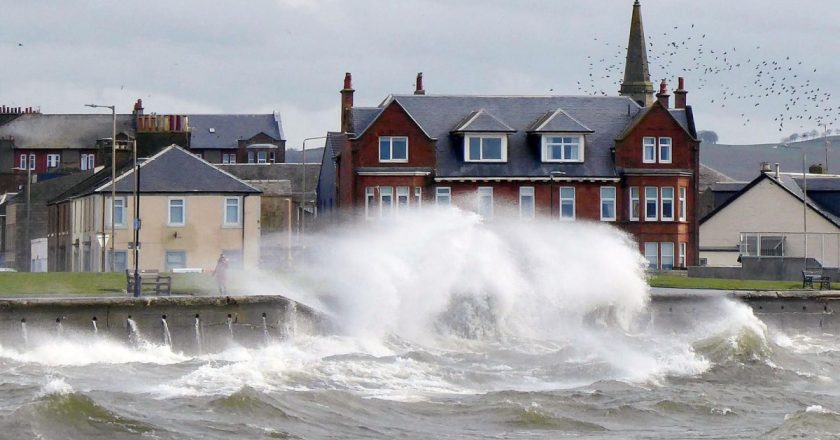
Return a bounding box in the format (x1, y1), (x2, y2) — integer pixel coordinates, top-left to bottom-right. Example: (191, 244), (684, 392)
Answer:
(740, 232), (840, 268)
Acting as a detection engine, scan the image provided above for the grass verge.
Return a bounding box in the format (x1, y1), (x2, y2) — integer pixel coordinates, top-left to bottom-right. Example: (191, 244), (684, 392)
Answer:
(0, 272), (218, 296)
(649, 274), (803, 291)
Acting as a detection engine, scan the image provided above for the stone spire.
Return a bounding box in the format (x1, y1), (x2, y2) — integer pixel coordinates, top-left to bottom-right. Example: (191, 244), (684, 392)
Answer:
(619, 0), (654, 106)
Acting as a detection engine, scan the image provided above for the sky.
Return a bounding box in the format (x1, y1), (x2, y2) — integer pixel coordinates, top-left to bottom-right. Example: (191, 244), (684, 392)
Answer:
(1, 0), (838, 149)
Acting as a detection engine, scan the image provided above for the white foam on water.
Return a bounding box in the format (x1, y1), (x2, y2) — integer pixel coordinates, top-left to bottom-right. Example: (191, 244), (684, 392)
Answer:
(39, 377), (74, 397)
(0, 334), (189, 367)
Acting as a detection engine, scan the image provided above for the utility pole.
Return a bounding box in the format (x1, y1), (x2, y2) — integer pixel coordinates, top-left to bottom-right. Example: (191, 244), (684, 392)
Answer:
(86, 104), (116, 271)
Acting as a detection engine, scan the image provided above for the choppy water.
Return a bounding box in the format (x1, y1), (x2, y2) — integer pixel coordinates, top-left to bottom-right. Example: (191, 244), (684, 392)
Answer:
(2, 211), (838, 439)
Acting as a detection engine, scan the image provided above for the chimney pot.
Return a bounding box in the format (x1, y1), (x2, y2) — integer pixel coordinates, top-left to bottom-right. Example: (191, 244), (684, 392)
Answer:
(760, 161), (770, 172)
(343, 72), (353, 90)
(674, 76), (688, 109)
(775, 163), (781, 179)
(655, 79), (670, 108)
(340, 72), (355, 134)
(414, 72), (425, 95)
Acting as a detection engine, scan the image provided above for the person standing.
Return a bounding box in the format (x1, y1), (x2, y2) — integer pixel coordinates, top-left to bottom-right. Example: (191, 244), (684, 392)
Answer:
(214, 253), (229, 295)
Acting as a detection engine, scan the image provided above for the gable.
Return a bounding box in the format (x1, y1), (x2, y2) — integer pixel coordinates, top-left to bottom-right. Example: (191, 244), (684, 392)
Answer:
(617, 101), (696, 142)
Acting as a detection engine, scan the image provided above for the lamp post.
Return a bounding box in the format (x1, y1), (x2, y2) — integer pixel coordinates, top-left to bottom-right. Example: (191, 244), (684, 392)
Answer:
(131, 139), (141, 297)
(85, 104), (116, 272)
(819, 123), (830, 173)
(548, 171), (566, 219)
(779, 143), (808, 268)
(300, 136), (327, 235)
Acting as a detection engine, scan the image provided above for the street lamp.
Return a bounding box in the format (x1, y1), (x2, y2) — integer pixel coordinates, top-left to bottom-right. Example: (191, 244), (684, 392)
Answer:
(819, 123), (830, 173)
(300, 136), (327, 235)
(130, 139), (141, 297)
(85, 104), (116, 272)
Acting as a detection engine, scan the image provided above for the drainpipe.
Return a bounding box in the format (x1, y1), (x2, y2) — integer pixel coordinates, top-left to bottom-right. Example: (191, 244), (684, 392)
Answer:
(241, 194), (247, 268)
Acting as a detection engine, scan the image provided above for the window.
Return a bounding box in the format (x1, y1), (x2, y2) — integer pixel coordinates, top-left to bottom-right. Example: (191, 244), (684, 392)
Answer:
(477, 187), (493, 219)
(18, 154), (25, 170)
(110, 251), (127, 273)
(661, 242), (675, 270)
(740, 233), (786, 257)
(224, 197), (241, 225)
(168, 198), (185, 226)
(465, 135), (506, 162)
(380, 187), (393, 217)
(222, 153), (237, 164)
(248, 151), (255, 163)
(629, 187), (640, 221)
(600, 186), (616, 221)
(28, 154), (35, 170)
(47, 154), (60, 168)
(257, 151), (268, 164)
(644, 242), (658, 269)
(165, 251), (186, 272)
(519, 187), (535, 219)
(365, 187), (376, 219)
(659, 137), (672, 163)
(661, 187), (674, 221)
(379, 137), (408, 162)
(543, 135), (583, 162)
(560, 187), (575, 220)
(679, 187), (687, 222)
(643, 137), (656, 163)
(113, 197), (126, 227)
(679, 242), (687, 268)
(396, 186), (410, 213)
(269, 151), (276, 163)
(645, 187), (658, 221)
(81, 154), (95, 170)
(436, 187), (451, 207)
(414, 187), (422, 208)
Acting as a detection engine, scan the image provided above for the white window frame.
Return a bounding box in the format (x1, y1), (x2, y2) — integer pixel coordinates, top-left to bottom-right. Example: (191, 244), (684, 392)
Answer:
(247, 151), (255, 163)
(18, 154), (26, 170)
(559, 186), (575, 221)
(679, 187), (687, 222)
(661, 242), (675, 270)
(47, 153), (60, 168)
(659, 137), (673, 164)
(541, 134), (584, 163)
(435, 187), (451, 207)
(379, 186), (393, 217)
(519, 186), (535, 220)
(600, 186), (616, 221)
(379, 136), (409, 163)
(222, 153), (237, 164)
(644, 187), (658, 221)
(28, 154), (35, 170)
(679, 242), (687, 268)
(477, 187), (494, 219)
(629, 186), (640, 221)
(223, 196), (241, 226)
(87, 154), (95, 170)
(365, 187), (376, 219)
(464, 135), (507, 162)
(257, 151), (268, 164)
(113, 197), (126, 227)
(644, 242), (659, 269)
(168, 197), (186, 226)
(81, 153), (95, 170)
(165, 250), (187, 272)
(396, 186), (410, 214)
(661, 187), (675, 221)
(414, 187), (423, 209)
(643, 137), (656, 163)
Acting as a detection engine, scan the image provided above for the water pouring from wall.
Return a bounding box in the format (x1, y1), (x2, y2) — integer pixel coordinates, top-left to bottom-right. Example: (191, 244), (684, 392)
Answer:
(92, 317), (98, 335)
(161, 315), (173, 348)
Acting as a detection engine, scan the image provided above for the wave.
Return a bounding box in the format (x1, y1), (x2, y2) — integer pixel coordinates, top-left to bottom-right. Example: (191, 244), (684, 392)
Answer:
(0, 335), (190, 367)
(765, 405), (840, 439)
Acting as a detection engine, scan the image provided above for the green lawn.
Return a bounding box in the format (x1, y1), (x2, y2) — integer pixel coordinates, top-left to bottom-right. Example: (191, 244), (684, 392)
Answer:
(649, 274), (803, 291)
(0, 272), (218, 296)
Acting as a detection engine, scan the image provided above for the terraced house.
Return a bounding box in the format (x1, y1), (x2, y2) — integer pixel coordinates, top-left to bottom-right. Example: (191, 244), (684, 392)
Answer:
(318, 1), (700, 268)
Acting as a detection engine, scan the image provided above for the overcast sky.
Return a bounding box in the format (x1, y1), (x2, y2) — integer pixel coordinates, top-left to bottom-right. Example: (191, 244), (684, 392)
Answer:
(1, 1), (838, 149)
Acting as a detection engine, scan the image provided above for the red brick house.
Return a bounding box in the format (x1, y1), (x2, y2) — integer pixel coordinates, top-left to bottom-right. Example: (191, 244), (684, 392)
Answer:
(318, 0), (700, 268)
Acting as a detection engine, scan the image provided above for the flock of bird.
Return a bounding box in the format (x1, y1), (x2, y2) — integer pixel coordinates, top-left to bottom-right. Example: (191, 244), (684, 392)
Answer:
(577, 23), (837, 137)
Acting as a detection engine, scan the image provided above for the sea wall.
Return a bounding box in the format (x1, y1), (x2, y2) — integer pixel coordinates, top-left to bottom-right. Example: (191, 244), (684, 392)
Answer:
(0, 295), (327, 353)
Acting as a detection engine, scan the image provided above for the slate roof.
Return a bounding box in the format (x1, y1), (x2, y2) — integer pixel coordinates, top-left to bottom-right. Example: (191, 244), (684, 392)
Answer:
(324, 132), (345, 159)
(188, 114), (284, 150)
(9, 172), (95, 206)
(709, 182), (748, 192)
(353, 95), (645, 178)
(218, 163), (320, 197)
(452, 109), (515, 133)
(0, 114), (135, 150)
(351, 107), (383, 137)
(528, 109), (593, 133)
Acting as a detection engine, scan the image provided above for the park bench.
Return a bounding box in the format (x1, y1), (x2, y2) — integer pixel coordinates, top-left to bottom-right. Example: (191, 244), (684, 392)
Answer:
(802, 270), (831, 290)
(126, 269), (172, 296)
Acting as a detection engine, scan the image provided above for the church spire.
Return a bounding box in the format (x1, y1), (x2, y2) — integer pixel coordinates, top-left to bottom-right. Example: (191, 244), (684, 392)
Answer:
(619, 0), (654, 106)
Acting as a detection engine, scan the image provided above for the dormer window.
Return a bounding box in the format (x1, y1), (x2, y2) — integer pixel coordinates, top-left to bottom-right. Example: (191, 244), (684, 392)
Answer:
(465, 134), (507, 162)
(379, 136), (408, 162)
(542, 135), (583, 162)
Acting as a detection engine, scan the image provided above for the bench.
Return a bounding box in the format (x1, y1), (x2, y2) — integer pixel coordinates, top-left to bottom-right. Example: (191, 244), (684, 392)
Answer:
(126, 270), (172, 296)
(803, 270), (831, 290)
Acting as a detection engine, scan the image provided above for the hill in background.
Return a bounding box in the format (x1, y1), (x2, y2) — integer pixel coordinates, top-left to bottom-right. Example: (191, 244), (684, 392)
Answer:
(701, 136), (840, 181)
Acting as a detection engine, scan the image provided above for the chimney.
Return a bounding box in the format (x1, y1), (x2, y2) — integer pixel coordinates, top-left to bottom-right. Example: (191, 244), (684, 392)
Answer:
(340, 72), (355, 134)
(760, 161), (771, 172)
(655, 79), (670, 108)
(133, 98), (144, 116)
(414, 72), (425, 95)
(775, 163), (780, 179)
(674, 77), (687, 109)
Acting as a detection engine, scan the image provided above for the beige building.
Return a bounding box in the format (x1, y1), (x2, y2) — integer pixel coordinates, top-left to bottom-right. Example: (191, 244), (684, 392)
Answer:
(700, 170), (840, 267)
(48, 145), (261, 272)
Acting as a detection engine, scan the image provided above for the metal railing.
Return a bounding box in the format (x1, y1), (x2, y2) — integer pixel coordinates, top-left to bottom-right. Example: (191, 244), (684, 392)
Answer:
(740, 231), (840, 268)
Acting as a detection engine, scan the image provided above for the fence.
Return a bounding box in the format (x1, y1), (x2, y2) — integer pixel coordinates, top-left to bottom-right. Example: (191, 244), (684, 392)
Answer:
(740, 232), (840, 268)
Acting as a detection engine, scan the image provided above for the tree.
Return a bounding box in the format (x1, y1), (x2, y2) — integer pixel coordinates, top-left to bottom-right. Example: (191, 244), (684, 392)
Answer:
(697, 130), (719, 144)
(788, 133), (800, 142)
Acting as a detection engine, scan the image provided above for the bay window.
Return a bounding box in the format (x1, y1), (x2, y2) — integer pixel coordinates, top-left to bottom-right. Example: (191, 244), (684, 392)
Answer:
(645, 187), (658, 221)
(661, 187), (674, 221)
(600, 186), (616, 221)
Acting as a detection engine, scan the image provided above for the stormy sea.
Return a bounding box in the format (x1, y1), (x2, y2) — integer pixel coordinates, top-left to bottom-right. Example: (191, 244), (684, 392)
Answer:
(0, 211), (838, 439)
